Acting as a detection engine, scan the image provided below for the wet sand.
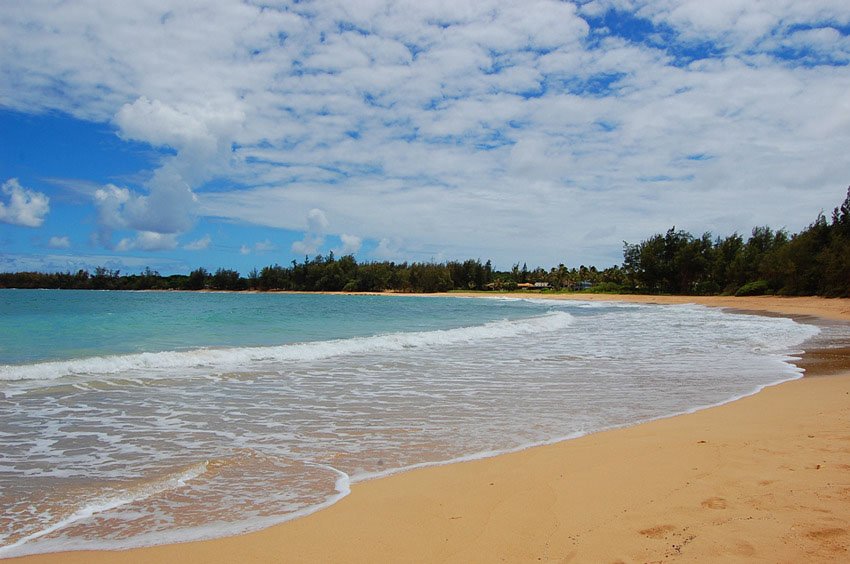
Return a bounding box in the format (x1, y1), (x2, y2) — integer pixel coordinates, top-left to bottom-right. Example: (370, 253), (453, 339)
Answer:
(11, 295), (850, 562)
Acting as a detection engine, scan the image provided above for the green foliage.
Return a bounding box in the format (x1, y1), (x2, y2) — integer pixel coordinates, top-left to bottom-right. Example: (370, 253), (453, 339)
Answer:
(186, 268), (209, 290)
(623, 228), (714, 293)
(210, 268), (244, 291)
(622, 187), (850, 297)
(586, 281), (625, 294)
(734, 280), (771, 297)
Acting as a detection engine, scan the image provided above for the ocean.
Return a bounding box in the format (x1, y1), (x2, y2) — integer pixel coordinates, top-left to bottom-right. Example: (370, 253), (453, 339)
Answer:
(0, 290), (822, 557)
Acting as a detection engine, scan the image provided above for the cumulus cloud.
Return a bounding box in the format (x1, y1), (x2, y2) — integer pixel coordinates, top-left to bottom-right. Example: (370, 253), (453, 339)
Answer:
(183, 234), (212, 251)
(48, 236), (71, 249)
(91, 95), (245, 245)
(254, 239), (276, 252)
(89, 182), (173, 247)
(3, 2), (850, 265)
(336, 234), (362, 256)
(239, 239), (276, 254)
(36, 89), (240, 252)
(291, 238), (322, 256)
(115, 97), (218, 152)
(93, 184), (131, 230)
(372, 237), (407, 262)
(0, 178), (50, 227)
(90, 174), (195, 249)
(291, 208), (329, 256)
(115, 231), (179, 252)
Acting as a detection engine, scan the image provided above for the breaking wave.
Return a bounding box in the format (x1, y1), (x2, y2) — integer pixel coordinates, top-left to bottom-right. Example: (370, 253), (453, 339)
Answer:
(0, 311), (574, 384)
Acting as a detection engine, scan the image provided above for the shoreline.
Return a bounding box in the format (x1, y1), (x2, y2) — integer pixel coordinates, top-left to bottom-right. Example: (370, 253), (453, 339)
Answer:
(9, 294), (850, 562)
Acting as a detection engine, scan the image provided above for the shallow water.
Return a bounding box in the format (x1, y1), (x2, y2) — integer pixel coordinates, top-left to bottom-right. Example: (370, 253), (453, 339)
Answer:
(0, 291), (822, 557)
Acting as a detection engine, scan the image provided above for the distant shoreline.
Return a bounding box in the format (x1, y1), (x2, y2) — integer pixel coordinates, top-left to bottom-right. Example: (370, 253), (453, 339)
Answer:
(6, 286), (850, 319)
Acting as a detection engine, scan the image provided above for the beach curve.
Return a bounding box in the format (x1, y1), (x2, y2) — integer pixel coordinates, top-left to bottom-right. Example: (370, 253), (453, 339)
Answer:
(8, 294), (850, 563)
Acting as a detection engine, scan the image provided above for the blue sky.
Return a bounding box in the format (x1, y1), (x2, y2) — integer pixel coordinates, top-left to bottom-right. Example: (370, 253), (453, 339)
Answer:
(2, 0), (849, 274)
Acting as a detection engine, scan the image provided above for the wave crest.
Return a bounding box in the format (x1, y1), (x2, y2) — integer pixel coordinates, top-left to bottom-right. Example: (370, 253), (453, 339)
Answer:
(0, 312), (574, 385)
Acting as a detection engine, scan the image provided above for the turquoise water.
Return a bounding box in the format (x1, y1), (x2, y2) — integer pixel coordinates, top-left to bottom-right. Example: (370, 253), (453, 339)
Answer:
(0, 290), (538, 365)
(0, 290), (822, 557)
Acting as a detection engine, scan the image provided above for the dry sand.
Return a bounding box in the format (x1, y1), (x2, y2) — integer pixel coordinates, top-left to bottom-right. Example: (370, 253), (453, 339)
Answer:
(11, 295), (850, 563)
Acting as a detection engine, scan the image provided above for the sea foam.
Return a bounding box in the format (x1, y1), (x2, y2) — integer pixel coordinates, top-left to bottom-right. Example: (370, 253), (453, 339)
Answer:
(0, 295), (827, 559)
(0, 461), (208, 556)
(0, 311), (574, 386)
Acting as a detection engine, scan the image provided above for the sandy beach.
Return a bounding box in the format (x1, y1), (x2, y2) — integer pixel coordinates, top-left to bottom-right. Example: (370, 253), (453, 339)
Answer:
(10, 294), (850, 563)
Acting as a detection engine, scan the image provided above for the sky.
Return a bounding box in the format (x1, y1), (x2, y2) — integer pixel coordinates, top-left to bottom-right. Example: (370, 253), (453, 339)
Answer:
(1, 0), (849, 275)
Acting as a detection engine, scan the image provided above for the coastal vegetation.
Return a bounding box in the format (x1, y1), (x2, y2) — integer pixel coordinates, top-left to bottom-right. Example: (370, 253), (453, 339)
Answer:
(622, 187), (850, 297)
(2, 189), (849, 297)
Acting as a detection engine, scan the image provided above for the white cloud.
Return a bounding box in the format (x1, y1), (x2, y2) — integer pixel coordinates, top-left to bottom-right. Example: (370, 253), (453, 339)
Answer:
(291, 208), (329, 256)
(115, 97), (218, 152)
(291, 237), (323, 256)
(372, 237), (407, 262)
(0, 178), (50, 227)
(115, 231), (179, 252)
(91, 177), (195, 248)
(3, 2), (850, 266)
(183, 234), (212, 251)
(336, 233), (362, 256)
(254, 239), (276, 252)
(48, 236), (71, 249)
(93, 95), (246, 241)
(239, 239), (276, 255)
(616, 0), (850, 51)
(306, 208), (330, 232)
(92, 184), (130, 240)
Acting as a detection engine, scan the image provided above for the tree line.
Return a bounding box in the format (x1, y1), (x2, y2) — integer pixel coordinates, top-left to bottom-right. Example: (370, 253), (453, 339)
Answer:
(1, 189), (848, 297)
(623, 188), (850, 297)
(0, 254), (626, 294)
(0, 258), (494, 293)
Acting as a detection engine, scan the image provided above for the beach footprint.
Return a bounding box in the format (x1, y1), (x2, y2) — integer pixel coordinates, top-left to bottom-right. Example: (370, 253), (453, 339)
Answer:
(639, 524), (677, 539)
(700, 497), (727, 509)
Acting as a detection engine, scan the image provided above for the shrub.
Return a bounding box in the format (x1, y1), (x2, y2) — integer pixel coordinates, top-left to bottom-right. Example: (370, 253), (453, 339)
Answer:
(735, 280), (771, 296)
(586, 281), (624, 294)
